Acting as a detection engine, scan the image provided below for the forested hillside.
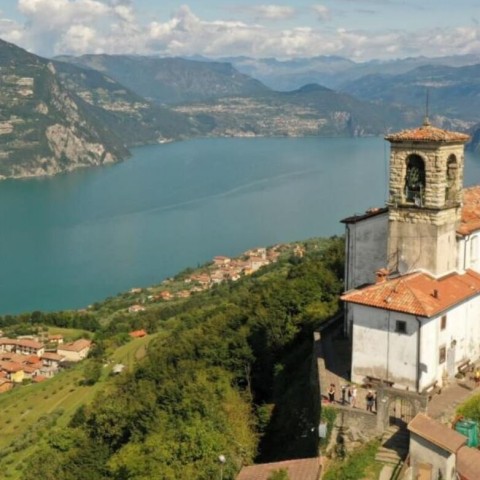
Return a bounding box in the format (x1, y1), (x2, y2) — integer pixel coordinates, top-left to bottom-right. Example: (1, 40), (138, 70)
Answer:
(12, 237), (344, 480)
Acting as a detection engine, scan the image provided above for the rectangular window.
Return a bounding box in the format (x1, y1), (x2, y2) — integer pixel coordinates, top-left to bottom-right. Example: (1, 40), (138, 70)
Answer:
(395, 320), (407, 334)
(439, 346), (446, 364)
(441, 315), (447, 331)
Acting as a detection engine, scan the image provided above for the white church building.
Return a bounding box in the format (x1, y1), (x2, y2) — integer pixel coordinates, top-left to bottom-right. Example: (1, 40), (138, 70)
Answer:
(341, 119), (480, 393)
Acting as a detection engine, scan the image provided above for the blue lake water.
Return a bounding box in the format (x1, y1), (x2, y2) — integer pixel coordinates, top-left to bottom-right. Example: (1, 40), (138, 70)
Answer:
(1, 136), (479, 314)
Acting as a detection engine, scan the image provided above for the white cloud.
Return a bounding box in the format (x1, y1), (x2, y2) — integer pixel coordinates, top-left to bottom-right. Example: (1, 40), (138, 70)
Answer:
(251, 5), (296, 21)
(2, 1), (480, 61)
(312, 5), (331, 22)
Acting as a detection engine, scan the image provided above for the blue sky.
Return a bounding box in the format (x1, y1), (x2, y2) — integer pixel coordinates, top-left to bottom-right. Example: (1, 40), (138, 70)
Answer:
(1, 0), (480, 60)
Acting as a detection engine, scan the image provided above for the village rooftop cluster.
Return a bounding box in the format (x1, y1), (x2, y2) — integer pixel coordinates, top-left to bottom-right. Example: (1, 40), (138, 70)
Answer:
(0, 334), (92, 393)
(126, 244), (303, 313)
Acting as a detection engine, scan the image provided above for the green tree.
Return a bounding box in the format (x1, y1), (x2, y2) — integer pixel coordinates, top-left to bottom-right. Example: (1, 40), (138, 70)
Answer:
(83, 360), (102, 385)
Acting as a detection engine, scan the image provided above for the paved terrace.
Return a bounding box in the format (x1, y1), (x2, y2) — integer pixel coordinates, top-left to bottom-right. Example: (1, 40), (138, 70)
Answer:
(317, 327), (375, 413)
(317, 323), (480, 424)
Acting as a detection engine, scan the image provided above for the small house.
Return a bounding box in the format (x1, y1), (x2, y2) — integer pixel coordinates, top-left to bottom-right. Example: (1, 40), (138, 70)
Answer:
(236, 457), (322, 480)
(408, 413), (480, 480)
(129, 330), (147, 339)
(57, 339), (92, 362)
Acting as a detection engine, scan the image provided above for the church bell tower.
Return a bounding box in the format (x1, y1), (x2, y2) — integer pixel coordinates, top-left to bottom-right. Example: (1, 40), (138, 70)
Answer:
(386, 120), (470, 276)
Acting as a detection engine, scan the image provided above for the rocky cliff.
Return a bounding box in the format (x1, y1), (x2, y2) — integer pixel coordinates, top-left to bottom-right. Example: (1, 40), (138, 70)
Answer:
(0, 39), (130, 179)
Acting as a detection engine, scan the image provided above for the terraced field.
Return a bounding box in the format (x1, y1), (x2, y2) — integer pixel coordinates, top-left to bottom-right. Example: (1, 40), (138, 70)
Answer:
(0, 334), (157, 478)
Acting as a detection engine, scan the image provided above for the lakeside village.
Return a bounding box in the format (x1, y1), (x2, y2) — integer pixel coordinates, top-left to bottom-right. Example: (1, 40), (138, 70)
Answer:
(0, 243), (302, 393)
(125, 243), (298, 313)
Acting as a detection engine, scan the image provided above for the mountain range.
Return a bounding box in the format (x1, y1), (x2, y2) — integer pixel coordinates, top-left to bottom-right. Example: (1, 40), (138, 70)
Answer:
(2, 37), (480, 178)
(220, 54), (480, 91)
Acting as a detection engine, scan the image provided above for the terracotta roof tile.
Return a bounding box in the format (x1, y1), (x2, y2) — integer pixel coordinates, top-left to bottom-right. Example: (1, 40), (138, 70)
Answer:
(385, 124), (470, 143)
(0, 361), (23, 373)
(408, 413), (466, 453)
(58, 339), (91, 352)
(341, 269), (480, 317)
(236, 457), (321, 480)
(0, 338), (44, 349)
(457, 445), (480, 480)
(129, 329), (147, 338)
(341, 207), (388, 224)
(458, 185), (480, 235)
(41, 352), (64, 361)
(23, 364), (41, 373)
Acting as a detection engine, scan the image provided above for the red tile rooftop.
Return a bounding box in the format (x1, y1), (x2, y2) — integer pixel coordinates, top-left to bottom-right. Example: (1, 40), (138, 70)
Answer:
(129, 329), (147, 338)
(385, 123), (470, 143)
(58, 339), (92, 352)
(459, 185), (480, 236)
(41, 352), (64, 361)
(236, 457), (322, 480)
(408, 413), (466, 453)
(341, 269), (480, 317)
(0, 338), (44, 349)
(48, 334), (63, 340)
(457, 445), (480, 480)
(0, 361), (23, 373)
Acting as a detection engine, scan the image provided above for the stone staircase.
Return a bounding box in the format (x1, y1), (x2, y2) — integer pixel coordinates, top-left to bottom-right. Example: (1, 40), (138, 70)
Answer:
(375, 425), (409, 466)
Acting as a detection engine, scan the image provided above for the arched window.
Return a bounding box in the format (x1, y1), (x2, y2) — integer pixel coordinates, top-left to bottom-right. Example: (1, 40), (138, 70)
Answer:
(405, 154), (426, 205)
(446, 154), (458, 203)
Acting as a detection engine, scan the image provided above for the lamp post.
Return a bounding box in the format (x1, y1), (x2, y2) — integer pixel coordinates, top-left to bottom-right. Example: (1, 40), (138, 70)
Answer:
(218, 454), (226, 480)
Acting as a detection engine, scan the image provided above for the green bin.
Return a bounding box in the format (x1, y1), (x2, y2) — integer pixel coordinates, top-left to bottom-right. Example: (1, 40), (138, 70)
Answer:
(455, 420), (479, 447)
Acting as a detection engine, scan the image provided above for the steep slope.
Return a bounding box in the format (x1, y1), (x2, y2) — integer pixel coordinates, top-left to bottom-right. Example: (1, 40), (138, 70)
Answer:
(53, 59), (206, 146)
(55, 54), (271, 105)
(0, 39), (129, 179)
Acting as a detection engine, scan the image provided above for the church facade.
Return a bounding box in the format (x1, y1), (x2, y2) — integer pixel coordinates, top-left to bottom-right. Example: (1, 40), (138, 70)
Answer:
(341, 120), (480, 392)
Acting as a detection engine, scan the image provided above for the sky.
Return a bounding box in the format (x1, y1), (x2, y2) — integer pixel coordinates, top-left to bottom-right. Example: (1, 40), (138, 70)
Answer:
(1, 0), (480, 61)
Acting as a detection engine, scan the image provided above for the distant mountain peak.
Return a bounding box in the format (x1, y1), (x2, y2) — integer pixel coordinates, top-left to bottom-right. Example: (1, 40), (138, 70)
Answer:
(296, 83), (331, 93)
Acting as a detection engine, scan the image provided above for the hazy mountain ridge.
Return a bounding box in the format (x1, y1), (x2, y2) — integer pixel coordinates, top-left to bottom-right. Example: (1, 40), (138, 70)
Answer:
(222, 54), (480, 91)
(54, 54), (271, 105)
(55, 53), (420, 139)
(339, 63), (480, 124)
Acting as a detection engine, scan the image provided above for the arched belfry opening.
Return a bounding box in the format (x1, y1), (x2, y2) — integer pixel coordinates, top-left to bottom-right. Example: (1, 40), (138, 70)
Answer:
(446, 154), (458, 203)
(405, 154), (426, 205)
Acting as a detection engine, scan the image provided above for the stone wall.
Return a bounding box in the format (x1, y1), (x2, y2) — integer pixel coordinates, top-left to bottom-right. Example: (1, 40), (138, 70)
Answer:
(313, 331), (428, 455)
(313, 331), (382, 454)
(388, 143), (465, 210)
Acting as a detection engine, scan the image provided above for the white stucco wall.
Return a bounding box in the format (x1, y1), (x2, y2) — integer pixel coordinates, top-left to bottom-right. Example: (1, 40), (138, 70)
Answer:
(344, 213), (388, 291)
(409, 434), (456, 480)
(351, 304), (419, 389)
(457, 233), (480, 274)
(351, 295), (480, 391)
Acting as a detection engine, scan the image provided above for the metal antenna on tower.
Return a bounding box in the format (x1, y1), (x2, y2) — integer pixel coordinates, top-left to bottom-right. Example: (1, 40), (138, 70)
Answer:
(423, 88), (430, 126)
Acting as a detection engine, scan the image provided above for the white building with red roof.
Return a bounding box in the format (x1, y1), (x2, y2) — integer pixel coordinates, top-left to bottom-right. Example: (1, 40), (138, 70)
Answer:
(341, 120), (480, 392)
(57, 339), (92, 362)
(0, 338), (45, 357)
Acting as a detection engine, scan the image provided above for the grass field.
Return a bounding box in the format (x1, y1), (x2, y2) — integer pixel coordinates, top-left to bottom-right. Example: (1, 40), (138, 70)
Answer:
(0, 334), (157, 478)
(46, 326), (91, 340)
